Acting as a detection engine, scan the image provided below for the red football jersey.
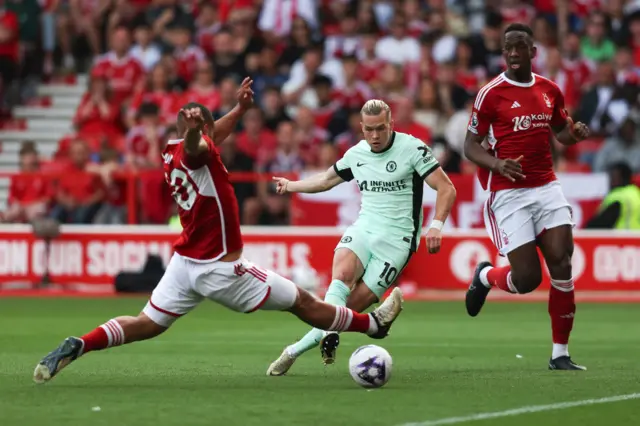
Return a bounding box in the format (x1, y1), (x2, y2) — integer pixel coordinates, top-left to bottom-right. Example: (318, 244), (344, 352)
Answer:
(162, 136), (243, 261)
(92, 53), (145, 103)
(468, 73), (568, 192)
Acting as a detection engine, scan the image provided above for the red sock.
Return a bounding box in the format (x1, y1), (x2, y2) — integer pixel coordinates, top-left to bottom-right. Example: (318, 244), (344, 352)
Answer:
(548, 279), (575, 344)
(486, 266), (517, 293)
(80, 319), (126, 354)
(329, 306), (373, 333)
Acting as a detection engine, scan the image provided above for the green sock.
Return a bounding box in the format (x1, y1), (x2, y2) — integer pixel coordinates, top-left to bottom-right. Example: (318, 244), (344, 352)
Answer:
(287, 280), (351, 357)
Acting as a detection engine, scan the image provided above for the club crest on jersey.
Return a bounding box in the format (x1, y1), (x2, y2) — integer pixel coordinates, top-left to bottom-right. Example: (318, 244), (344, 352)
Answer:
(386, 161), (397, 172)
(501, 229), (509, 246)
(542, 93), (552, 108)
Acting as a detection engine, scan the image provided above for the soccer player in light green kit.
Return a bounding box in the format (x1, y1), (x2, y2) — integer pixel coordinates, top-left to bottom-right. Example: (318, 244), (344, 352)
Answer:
(267, 100), (457, 375)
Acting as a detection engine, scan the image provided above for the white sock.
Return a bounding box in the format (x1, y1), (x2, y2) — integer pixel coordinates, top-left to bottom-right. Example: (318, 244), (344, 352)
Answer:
(100, 319), (125, 347)
(329, 306), (353, 331)
(552, 343), (569, 359)
(367, 314), (378, 335)
(479, 266), (492, 288)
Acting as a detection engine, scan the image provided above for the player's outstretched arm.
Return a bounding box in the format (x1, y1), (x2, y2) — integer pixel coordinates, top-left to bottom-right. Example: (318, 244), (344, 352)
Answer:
(273, 166), (344, 195)
(424, 168), (456, 254)
(211, 77), (255, 146)
(552, 117), (590, 146)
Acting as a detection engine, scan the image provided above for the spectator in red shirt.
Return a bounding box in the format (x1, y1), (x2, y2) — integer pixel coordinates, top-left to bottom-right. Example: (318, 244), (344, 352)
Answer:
(1, 142), (50, 223)
(127, 63), (177, 127)
(544, 47), (579, 113)
(169, 25), (206, 82)
(454, 38), (486, 94)
(195, 1), (221, 55)
(235, 108), (277, 165)
(0, 6), (18, 110)
(180, 60), (221, 114)
(125, 102), (164, 170)
(294, 106), (330, 166)
(562, 31), (593, 89)
(90, 147), (127, 224)
(92, 27), (145, 105)
(392, 96), (432, 143)
(356, 29), (383, 85)
(333, 54), (374, 111)
(50, 139), (105, 224)
(74, 76), (122, 152)
(309, 74), (342, 129)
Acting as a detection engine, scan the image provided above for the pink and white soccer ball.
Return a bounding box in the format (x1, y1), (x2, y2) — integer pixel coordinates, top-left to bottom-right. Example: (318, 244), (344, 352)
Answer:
(348, 345), (393, 388)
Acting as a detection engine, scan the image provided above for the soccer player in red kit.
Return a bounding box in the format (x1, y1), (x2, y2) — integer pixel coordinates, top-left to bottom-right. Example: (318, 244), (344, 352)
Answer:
(463, 24), (590, 371)
(33, 79), (403, 384)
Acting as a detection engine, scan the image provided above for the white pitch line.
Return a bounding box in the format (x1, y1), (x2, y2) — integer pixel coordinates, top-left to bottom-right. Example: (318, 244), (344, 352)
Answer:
(399, 393), (640, 426)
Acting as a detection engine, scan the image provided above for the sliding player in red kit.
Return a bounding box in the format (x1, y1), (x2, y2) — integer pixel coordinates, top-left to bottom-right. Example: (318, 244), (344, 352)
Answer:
(33, 78), (403, 384)
(464, 24), (590, 370)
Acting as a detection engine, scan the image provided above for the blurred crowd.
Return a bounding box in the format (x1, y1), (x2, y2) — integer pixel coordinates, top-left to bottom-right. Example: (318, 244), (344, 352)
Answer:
(3, 0), (640, 225)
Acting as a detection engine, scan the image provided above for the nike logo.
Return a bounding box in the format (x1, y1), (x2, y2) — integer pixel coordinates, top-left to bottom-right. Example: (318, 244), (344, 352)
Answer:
(357, 162), (366, 167)
(376, 281), (387, 288)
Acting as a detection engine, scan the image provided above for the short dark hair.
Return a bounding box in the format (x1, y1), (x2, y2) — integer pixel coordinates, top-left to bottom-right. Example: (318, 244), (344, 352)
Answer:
(19, 141), (37, 156)
(610, 162), (633, 184)
(504, 23), (534, 38)
(138, 102), (160, 118)
(177, 102), (214, 125)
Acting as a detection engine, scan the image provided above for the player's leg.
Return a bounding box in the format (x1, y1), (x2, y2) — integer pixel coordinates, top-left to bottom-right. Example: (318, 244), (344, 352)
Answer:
(33, 254), (203, 384)
(467, 190), (543, 316)
(537, 224), (584, 370)
(286, 246), (366, 362)
(532, 183), (585, 370)
(267, 280), (378, 376)
(281, 227), (370, 364)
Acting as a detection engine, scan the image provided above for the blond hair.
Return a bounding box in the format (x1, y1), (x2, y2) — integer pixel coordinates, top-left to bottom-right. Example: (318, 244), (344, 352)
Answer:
(360, 99), (392, 120)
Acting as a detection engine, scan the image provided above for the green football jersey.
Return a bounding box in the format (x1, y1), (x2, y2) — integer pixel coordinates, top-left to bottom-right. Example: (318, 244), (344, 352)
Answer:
(333, 131), (440, 252)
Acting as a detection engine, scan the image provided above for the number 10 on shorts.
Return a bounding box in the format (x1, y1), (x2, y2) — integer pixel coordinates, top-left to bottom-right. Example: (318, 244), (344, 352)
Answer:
(377, 262), (398, 288)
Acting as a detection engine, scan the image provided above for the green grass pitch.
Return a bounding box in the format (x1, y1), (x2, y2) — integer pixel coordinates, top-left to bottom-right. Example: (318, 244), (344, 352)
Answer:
(1, 298), (639, 426)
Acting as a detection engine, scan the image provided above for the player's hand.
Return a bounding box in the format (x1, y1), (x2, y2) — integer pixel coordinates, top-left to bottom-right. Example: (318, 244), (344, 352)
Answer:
(179, 107), (205, 133)
(272, 176), (289, 194)
(425, 228), (442, 254)
(494, 155), (525, 182)
(567, 117), (590, 142)
(237, 77), (255, 111)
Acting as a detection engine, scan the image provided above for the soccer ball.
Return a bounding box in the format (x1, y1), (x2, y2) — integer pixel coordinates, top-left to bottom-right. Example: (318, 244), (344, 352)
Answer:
(348, 345), (392, 388)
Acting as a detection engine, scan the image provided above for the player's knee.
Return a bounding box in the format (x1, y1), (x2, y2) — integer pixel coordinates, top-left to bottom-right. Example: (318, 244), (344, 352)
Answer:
(332, 252), (361, 287)
(511, 268), (542, 294)
(332, 269), (358, 287)
(127, 313), (167, 342)
(290, 287), (316, 314)
(546, 251), (572, 279)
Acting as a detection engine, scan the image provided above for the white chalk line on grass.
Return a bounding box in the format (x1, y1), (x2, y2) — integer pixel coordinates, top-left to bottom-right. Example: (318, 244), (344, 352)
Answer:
(398, 393), (640, 426)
